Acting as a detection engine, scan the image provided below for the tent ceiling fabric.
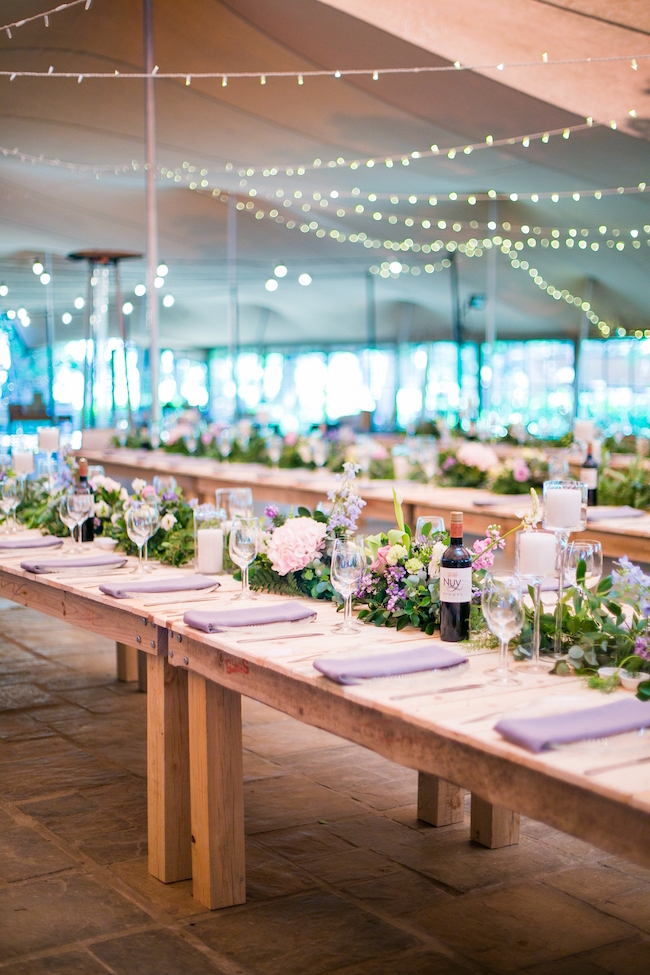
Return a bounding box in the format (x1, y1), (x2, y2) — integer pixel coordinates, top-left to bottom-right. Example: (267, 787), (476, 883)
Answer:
(0, 0), (648, 352)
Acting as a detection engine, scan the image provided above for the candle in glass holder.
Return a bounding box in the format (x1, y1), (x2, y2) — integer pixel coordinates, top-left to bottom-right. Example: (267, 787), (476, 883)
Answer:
(12, 450), (34, 475)
(197, 528), (223, 574)
(38, 427), (59, 454)
(544, 486), (582, 529)
(517, 531), (557, 578)
(574, 419), (595, 442)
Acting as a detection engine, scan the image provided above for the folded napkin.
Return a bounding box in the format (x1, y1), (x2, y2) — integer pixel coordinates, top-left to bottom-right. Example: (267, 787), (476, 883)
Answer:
(99, 574), (219, 599)
(184, 600), (317, 633)
(495, 697), (650, 753)
(473, 495), (530, 507)
(587, 505), (645, 522)
(21, 553), (127, 574)
(0, 536), (62, 550)
(314, 642), (468, 685)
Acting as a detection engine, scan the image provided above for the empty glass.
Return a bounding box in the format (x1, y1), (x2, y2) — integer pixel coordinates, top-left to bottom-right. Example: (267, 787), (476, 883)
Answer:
(330, 536), (366, 634)
(229, 488), (253, 521)
(58, 495), (78, 546)
(566, 539), (603, 592)
(482, 571), (524, 686)
(266, 435), (283, 466)
(0, 478), (21, 534)
(125, 501), (154, 575)
(142, 499), (160, 572)
(415, 515), (445, 542)
(66, 489), (94, 552)
(229, 517), (259, 600)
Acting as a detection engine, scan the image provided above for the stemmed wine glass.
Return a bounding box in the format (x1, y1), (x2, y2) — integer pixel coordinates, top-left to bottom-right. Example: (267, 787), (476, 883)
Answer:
(66, 489), (94, 553)
(415, 516), (445, 543)
(142, 498), (160, 573)
(482, 571), (525, 686)
(229, 488), (253, 522)
(1, 478), (21, 534)
(566, 540), (603, 592)
(330, 536), (366, 634)
(229, 517), (259, 600)
(542, 479), (588, 656)
(59, 495), (78, 548)
(125, 501), (154, 575)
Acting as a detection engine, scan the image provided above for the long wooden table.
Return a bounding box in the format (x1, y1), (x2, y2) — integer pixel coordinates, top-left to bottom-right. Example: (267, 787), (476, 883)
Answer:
(83, 448), (650, 561)
(1, 535), (650, 912)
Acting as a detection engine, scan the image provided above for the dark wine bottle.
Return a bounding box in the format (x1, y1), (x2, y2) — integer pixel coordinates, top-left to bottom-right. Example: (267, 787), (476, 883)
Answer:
(580, 441), (598, 507)
(439, 511), (471, 642)
(76, 457), (94, 543)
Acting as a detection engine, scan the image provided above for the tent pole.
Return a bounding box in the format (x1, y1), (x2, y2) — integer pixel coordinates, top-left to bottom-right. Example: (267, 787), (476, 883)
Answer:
(573, 277), (594, 420)
(450, 253), (462, 397)
(483, 200), (497, 415)
(113, 261), (133, 429)
(365, 270), (376, 347)
(44, 252), (55, 418)
(81, 262), (93, 431)
(227, 196), (239, 418)
(143, 0), (160, 436)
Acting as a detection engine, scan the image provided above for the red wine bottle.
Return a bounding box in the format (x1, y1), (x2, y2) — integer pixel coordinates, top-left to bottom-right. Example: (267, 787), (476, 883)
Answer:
(439, 511), (471, 642)
(76, 457), (94, 543)
(580, 442), (598, 507)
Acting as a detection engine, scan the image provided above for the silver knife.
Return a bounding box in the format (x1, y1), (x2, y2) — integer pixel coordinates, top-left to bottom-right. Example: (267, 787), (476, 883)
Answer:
(584, 755), (650, 776)
(390, 682), (485, 701)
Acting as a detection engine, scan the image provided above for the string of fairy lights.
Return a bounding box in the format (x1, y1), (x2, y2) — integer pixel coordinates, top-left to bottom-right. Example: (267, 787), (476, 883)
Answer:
(0, 0), (91, 38)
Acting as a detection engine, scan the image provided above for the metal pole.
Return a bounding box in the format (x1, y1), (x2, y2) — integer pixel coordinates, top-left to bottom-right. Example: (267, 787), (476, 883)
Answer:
(483, 200), (497, 416)
(365, 270), (376, 347)
(44, 252), (55, 418)
(450, 253), (462, 392)
(81, 263), (93, 430)
(573, 277), (594, 420)
(113, 261), (133, 429)
(227, 196), (239, 417)
(143, 0), (160, 434)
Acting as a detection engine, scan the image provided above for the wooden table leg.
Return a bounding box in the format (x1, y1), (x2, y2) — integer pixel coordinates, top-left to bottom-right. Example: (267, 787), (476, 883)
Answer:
(137, 649), (147, 693)
(147, 649), (192, 882)
(188, 672), (245, 910)
(116, 642), (139, 682)
(418, 772), (465, 826)
(471, 794), (520, 848)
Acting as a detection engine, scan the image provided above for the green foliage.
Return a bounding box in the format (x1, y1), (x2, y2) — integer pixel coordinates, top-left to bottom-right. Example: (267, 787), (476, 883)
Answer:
(604, 435), (637, 454)
(488, 452), (549, 495)
(279, 443), (314, 469)
(368, 457), (394, 480)
(437, 450), (487, 488)
(599, 460), (650, 511)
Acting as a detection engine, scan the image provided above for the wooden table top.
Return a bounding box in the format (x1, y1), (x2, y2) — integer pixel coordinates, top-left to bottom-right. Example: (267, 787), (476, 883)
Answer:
(1, 531), (649, 870)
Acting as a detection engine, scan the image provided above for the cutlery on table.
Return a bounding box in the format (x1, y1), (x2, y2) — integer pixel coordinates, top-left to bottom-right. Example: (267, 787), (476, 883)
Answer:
(584, 755), (650, 776)
(236, 630), (326, 645)
(390, 682), (486, 701)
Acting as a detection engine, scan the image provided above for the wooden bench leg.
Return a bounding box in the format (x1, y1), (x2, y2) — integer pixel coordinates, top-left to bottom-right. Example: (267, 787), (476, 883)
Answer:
(116, 642), (139, 682)
(147, 652), (192, 883)
(470, 794), (520, 848)
(188, 672), (246, 910)
(418, 772), (465, 826)
(137, 649), (147, 692)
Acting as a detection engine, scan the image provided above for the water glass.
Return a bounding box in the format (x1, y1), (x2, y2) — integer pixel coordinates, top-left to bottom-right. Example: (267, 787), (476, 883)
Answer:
(266, 435), (283, 466)
(229, 488), (253, 522)
(229, 517), (259, 599)
(482, 571), (524, 686)
(142, 499), (160, 572)
(1, 477), (21, 534)
(59, 495), (78, 546)
(66, 490), (94, 552)
(415, 515), (445, 542)
(566, 539), (603, 591)
(330, 536), (366, 634)
(125, 501), (154, 575)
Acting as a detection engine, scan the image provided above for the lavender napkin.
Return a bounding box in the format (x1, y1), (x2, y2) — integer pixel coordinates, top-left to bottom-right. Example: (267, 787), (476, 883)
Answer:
(587, 506), (645, 522)
(184, 600), (316, 633)
(314, 643), (468, 685)
(495, 698), (650, 753)
(0, 536), (62, 550)
(99, 575), (219, 599)
(21, 553), (127, 574)
(473, 495), (527, 507)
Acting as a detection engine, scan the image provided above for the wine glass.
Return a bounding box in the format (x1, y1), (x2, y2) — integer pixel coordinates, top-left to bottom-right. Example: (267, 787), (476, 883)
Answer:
(566, 539), (603, 592)
(542, 479), (588, 657)
(229, 488), (253, 522)
(125, 501), (154, 575)
(266, 435), (282, 466)
(482, 571), (524, 686)
(229, 517), (259, 600)
(59, 495), (78, 548)
(0, 478), (20, 534)
(142, 499), (160, 573)
(330, 536), (366, 634)
(66, 489), (94, 553)
(415, 516), (445, 543)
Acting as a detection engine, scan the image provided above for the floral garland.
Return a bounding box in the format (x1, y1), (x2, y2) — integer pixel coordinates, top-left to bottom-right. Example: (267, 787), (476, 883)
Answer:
(437, 442), (499, 488)
(105, 478), (195, 566)
(487, 449), (549, 495)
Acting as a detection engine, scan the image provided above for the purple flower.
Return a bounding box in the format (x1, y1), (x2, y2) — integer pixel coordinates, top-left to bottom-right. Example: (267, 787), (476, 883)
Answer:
(442, 456), (456, 471)
(188, 497), (199, 509)
(265, 504), (279, 520)
(162, 490), (178, 502)
(634, 636), (650, 660)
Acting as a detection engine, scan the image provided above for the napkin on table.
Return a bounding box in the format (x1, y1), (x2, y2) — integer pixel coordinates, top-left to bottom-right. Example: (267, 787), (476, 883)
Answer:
(184, 600), (317, 633)
(587, 506), (645, 522)
(20, 553), (127, 574)
(314, 642), (468, 685)
(0, 537), (63, 550)
(495, 697), (650, 753)
(99, 574), (219, 599)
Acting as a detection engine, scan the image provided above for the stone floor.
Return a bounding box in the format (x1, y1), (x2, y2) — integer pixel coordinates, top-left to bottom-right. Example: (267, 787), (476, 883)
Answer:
(0, 599), (649, 975)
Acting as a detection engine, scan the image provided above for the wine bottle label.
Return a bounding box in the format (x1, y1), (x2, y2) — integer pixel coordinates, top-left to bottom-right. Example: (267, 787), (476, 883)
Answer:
(440, 566), (472, 603)
(580, 468), (598, 489)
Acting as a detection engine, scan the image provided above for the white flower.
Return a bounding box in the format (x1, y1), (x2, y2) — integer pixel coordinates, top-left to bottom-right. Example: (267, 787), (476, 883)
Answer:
(456, 442), (499, 472)
(428, 540), (447, 578)
(94, 500), (110, 519)
(160, 512), (177, 531)
(89, 474), (105, 490)
(131, 478), (146, 496)
(119, 486), (129, 501)
(103, 476), (122, 494)
(111, 512), (121, 526)
(385, 544), (408, 566)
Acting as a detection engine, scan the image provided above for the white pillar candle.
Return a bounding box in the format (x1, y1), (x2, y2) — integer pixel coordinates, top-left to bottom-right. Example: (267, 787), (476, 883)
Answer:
(518, 531), (557, 578)
(12, 450), (34, 475)
(574, 419), (595, 442)
(38, 427), (59, 453)
(197, 527), (223, 574)
(544, 487), (582, 529)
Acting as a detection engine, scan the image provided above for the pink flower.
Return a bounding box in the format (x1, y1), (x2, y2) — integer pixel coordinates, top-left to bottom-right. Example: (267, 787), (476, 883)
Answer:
(266, 517), (328, 576)
(284, 432), (298, 446)
(370, 544), (391, 573)
(456, 442), (499, 472)
(141, 484), (157, 500)
(201, 431), (212, 446)
(512, 459), (531, 483)
(472, 537), (495, 570)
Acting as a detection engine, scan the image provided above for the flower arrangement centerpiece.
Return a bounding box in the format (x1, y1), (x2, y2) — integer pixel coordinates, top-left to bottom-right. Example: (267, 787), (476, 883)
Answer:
(487, 449), (549, 495)
(247, 462), (366, 599)
(598, 459), (650, 511)
(437, 442), (499, 488)
(107, 478), (195, 565)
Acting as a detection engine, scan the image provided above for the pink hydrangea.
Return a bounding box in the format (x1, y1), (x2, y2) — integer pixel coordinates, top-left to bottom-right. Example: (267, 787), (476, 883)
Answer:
(456, 442), (499, 472)
(512, 459), (531, 483)
(266, 517), (328, 576)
